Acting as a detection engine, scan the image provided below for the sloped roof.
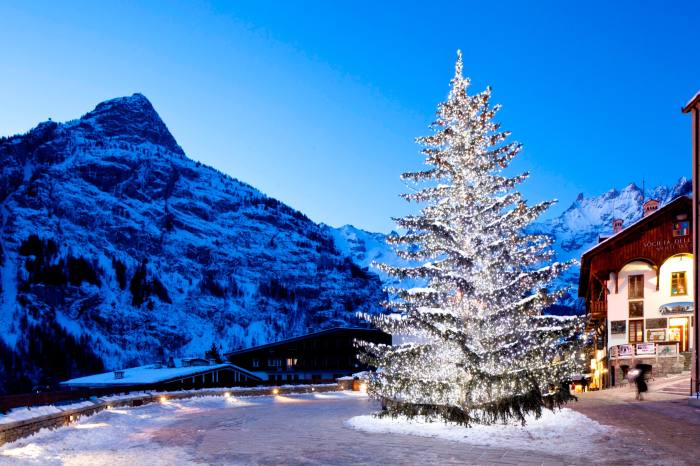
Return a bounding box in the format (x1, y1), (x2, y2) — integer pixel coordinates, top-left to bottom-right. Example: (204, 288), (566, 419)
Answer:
(683, 91), (700, 113)
(61, 363), (260, 387)
(578, 196), (692, 297)
(226, 327), (386, 356)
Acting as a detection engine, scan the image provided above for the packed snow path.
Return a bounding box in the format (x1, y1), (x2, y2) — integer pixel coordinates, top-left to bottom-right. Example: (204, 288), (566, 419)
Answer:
(0, 390), (692, 465)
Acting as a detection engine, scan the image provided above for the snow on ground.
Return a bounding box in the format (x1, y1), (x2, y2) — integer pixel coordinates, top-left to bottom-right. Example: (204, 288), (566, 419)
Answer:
(0, 391), (365, 466)
(0, 395), (253, 465)
(1, 392), (607, 465)
(346, 408), (609, 456)
(0, 401), (97, 425)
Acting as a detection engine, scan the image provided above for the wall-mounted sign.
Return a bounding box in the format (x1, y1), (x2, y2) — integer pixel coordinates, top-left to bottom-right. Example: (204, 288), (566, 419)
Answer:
(636, 342), (656, 355)
(618, 344), (634, 356)
(642, 236), (691, 252)
(646, 318), (668, 329)
(658, 343), (679, 356)
(659, 302), (694, 315)
(647, 329), (666, 342)
(673, 221), (689, 237)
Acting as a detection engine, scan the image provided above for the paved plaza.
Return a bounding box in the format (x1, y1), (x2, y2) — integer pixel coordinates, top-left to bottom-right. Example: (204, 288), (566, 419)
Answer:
(2, 376), (700, 465)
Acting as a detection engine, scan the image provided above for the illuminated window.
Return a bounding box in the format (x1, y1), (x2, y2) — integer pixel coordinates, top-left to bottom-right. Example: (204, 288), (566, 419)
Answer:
(671, 272), (687, 296)
(629, 301), (644, 318)
(628, 275), (644, 299)
(629, 320), (644, 343)
(252, 359), (259, 368)
(286, 358), (297, 367)
(267, 358), (281, 367)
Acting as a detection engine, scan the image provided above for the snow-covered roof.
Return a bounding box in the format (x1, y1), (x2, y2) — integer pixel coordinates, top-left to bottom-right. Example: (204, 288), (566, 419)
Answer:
(61, 363), (259, 387)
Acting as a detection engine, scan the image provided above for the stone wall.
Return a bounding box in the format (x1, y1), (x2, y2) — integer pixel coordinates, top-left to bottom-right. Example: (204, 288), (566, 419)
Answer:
(0, 383), (340, 446)
(610, 355), (685, 386)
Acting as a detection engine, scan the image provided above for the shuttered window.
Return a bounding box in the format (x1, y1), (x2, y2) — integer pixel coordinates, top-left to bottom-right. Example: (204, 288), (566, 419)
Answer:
(628, 275), (644, 299)
(629, 320), (644, 344)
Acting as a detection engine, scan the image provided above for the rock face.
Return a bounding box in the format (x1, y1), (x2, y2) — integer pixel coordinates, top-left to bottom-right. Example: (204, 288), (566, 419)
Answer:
(0, 94), (383, 394)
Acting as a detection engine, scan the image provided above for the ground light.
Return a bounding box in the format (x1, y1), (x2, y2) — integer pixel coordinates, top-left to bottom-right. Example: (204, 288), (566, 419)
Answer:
(224, 391), (231, 398)
(272, 388), (279, 395)
(159, 396), (167, 403)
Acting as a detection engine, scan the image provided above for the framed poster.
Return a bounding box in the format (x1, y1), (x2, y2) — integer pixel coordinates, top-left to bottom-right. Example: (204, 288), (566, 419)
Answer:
(647, 329), (665, 342)
(636, 342), (656, 355)
(610, 320), (626, 334)
(618, 344), (634, 356)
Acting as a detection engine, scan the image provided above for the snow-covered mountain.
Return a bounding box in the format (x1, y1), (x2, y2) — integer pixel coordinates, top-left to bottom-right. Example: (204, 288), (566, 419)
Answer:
(534, 177), (692, 307)
(0, 94), (384, 393)
(327, 178), (692, 311)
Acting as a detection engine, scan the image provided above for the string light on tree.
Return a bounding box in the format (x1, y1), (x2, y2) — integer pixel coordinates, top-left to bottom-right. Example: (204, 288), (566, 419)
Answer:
(359, 51), (584, 426)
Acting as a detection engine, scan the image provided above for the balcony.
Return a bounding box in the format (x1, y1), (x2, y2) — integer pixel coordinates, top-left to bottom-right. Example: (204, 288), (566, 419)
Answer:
(588, 300), (607, 320)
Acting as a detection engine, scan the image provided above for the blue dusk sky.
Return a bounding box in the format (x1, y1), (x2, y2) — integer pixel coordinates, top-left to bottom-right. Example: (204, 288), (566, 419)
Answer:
(1, 1), (699, 232)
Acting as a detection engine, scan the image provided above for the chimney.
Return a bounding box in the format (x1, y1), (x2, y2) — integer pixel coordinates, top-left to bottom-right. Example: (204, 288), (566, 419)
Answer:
(612, 218), (624, 234)
(643, 199), (660, 217)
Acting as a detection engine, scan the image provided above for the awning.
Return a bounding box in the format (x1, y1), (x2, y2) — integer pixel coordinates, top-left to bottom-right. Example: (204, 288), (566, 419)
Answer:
(659, 302), (694, 315)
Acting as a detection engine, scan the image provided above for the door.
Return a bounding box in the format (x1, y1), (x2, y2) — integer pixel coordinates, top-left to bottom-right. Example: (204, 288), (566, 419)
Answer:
(669, 317), (689, 352)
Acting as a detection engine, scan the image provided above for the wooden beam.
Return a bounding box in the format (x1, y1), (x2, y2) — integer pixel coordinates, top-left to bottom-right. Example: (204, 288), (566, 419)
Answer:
(684, 93), (700, 395)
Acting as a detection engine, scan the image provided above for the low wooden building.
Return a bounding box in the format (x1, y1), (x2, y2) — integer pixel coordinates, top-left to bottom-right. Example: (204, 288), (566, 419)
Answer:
(579, 196), (693, 389)
(226, 327), (391, 384)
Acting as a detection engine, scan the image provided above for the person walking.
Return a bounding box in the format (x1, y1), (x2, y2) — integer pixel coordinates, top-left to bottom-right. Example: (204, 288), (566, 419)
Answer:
(634, 365), (648, 401)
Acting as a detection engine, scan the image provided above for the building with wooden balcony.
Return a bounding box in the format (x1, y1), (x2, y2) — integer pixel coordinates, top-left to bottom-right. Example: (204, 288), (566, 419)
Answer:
(579, 196), (693, 389)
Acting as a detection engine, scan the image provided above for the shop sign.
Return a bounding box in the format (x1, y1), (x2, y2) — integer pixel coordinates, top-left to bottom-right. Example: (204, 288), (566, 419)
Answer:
(636, 343), (656, 355)
(618, 344), (634, 357)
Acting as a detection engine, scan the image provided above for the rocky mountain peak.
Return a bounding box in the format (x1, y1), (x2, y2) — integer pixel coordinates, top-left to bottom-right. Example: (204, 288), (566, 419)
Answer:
(78, 93), (184, 155)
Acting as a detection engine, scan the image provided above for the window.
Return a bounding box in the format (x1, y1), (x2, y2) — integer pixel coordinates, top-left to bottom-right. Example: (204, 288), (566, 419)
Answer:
(267, 358), (282, 367)
(671, 272), (687, 296)
(252, 359), (259, 368)
(286, 358), (297, 367)
(629, 301), (644, 318)
(629, 320), (644, 343)
(628, 275), (644, 299)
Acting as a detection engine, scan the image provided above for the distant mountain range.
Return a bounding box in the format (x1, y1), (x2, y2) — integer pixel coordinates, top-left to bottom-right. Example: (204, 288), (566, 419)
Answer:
(0, 94), (384, 394)
(0, 92), (690, 394)
(327, 177), (693, 311)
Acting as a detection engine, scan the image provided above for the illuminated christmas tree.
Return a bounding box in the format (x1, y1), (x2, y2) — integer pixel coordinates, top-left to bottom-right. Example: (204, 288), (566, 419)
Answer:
(360, 51), (584, 426)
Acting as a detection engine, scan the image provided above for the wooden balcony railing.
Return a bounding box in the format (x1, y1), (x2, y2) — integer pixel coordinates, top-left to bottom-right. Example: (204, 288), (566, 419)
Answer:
(589, 300), (607, 319)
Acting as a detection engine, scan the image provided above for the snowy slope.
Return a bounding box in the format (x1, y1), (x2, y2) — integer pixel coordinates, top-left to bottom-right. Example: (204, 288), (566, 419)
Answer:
(532, 177), (692, 307)
(0, 94), (384, 393)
